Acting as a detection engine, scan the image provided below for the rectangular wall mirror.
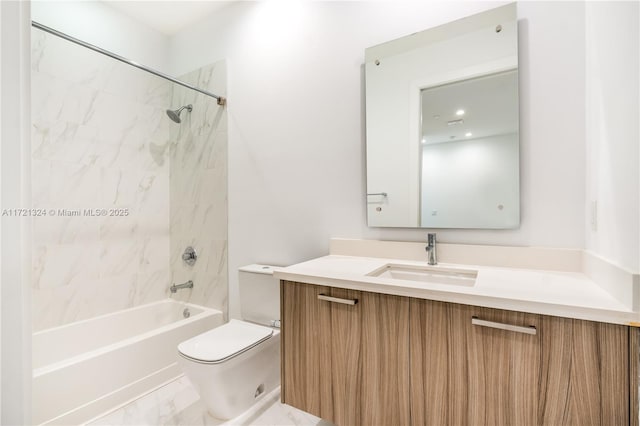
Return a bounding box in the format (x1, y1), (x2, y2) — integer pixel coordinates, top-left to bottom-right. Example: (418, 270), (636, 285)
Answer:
(365, 3), (519, 229)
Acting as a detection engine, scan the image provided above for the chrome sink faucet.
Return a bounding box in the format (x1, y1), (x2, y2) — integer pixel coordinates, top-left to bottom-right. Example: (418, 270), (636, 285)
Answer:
(426, 233), (437, 265)
(170, 280), (194, 293)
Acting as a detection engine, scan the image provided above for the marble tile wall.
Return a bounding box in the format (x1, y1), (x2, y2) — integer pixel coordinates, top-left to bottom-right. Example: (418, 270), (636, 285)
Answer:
(168, 62), (228, 317)
(31, 29), (172, 331)
(31, 30), (228, 331)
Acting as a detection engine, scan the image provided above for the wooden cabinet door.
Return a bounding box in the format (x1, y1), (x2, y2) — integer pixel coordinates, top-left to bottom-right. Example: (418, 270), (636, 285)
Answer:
(410, 299), (540, 426)
(410, 299), (630, 426)
(464, 304), (541, 426)
(359, 290), (411, 426)
(538, 316), (629, 425)
(281, 281), (410, 426)
(325, 286), (362, 425)
(281, 280), (332, 419)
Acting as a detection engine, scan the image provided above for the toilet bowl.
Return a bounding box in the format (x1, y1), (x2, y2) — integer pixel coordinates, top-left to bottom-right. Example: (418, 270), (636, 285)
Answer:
(177, 264), (281, 420)
(177, 320), (280, 419)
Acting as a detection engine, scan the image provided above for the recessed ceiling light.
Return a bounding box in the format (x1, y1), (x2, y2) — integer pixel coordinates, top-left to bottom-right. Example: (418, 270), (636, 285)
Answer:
(465, 132), (472, 137)
(421, 138), (427, 144)
(456, 109), (465, 116)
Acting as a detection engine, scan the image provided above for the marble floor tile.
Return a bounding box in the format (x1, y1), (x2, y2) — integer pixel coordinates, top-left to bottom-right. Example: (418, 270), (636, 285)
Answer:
(89, 376), (333, 426)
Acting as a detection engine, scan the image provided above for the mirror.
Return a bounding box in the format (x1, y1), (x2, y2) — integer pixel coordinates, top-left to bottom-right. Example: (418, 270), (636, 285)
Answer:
(365, 3), (519, 229)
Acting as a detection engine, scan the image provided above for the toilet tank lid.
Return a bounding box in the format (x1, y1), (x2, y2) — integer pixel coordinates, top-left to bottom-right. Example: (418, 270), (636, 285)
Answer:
(238, 264), (282, 275)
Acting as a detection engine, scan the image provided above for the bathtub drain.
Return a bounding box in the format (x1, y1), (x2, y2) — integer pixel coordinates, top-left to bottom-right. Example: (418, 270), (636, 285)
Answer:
(183, 308), (191, 318)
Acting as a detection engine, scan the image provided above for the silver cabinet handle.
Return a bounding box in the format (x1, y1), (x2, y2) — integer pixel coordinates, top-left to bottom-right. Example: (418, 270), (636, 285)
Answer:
(471, 316), (536, 335)
(317, 294), (358, 305)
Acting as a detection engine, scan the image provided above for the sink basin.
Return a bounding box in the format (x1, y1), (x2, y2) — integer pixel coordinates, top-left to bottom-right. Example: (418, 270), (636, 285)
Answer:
(367, 264), (477, 286)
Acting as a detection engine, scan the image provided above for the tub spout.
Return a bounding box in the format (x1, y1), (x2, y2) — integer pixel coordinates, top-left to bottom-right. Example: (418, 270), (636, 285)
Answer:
(170, 280), (194, 293)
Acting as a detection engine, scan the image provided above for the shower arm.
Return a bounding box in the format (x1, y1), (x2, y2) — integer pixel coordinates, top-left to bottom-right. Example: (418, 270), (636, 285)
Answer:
(31, 21), (226, 106)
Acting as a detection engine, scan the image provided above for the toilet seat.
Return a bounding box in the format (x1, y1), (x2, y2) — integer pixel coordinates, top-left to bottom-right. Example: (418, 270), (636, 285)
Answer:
(178, 319), (274, 364)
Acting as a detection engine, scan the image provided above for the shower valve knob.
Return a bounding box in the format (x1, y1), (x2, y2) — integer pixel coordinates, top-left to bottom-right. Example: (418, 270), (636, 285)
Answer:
(182, 246), (197, 266)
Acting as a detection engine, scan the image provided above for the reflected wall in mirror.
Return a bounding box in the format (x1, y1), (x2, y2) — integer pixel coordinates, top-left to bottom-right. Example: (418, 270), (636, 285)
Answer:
(365, 3), (519, 229)
(420, 70), (519, 228)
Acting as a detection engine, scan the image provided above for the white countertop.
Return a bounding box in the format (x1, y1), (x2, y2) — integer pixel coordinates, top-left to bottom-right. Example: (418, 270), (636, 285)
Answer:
(274, 254), (639, 326)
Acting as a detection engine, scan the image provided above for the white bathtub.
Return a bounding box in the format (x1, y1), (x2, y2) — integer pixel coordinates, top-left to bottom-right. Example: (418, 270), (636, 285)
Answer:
(32, 299), (223, 425)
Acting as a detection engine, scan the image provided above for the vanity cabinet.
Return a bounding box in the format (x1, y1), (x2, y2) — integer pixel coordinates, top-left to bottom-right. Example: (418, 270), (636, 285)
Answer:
(280, 281), (410, 425)
(281, 281), (635, 426)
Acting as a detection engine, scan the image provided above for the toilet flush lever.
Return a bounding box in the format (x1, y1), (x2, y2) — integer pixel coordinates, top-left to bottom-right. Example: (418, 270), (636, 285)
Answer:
(182, 246), (197, 266)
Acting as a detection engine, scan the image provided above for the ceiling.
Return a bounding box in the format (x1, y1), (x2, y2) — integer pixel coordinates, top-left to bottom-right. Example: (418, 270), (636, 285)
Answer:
(103, 1), (233, 35)
(421, 70), (519, 145)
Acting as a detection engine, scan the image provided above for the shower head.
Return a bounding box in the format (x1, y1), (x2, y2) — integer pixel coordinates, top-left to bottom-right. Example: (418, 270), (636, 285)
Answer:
(166, 104), (193, 123)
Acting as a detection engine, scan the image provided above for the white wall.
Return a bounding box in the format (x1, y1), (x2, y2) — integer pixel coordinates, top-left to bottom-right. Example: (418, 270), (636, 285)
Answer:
(168, 1), (588, 318)
(585, 1), (640, 273)
(0, 1), (32, 424)
(31, 1), (170, 73)
(421, 134), (519, 228)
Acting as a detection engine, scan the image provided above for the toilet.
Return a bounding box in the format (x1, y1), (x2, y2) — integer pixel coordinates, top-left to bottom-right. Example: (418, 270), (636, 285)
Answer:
(177, 264), (281, 420)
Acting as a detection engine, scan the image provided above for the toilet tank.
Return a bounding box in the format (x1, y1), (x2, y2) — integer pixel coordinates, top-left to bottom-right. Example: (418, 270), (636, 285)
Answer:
(238, 264), (281, 327)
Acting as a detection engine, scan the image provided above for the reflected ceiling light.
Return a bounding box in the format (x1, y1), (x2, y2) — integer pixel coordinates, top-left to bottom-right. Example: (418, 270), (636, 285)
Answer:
(465, 132), (472, 137)
(456, 109), (465, 116)
(421, 138), (427, 144)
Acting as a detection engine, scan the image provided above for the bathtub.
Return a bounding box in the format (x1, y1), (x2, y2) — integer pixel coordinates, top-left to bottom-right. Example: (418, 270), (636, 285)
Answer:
(32, 299), (223, 425)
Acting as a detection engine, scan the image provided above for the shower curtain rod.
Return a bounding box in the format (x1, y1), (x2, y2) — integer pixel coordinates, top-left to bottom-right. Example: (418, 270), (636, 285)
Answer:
(31, 21), (226, 106)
